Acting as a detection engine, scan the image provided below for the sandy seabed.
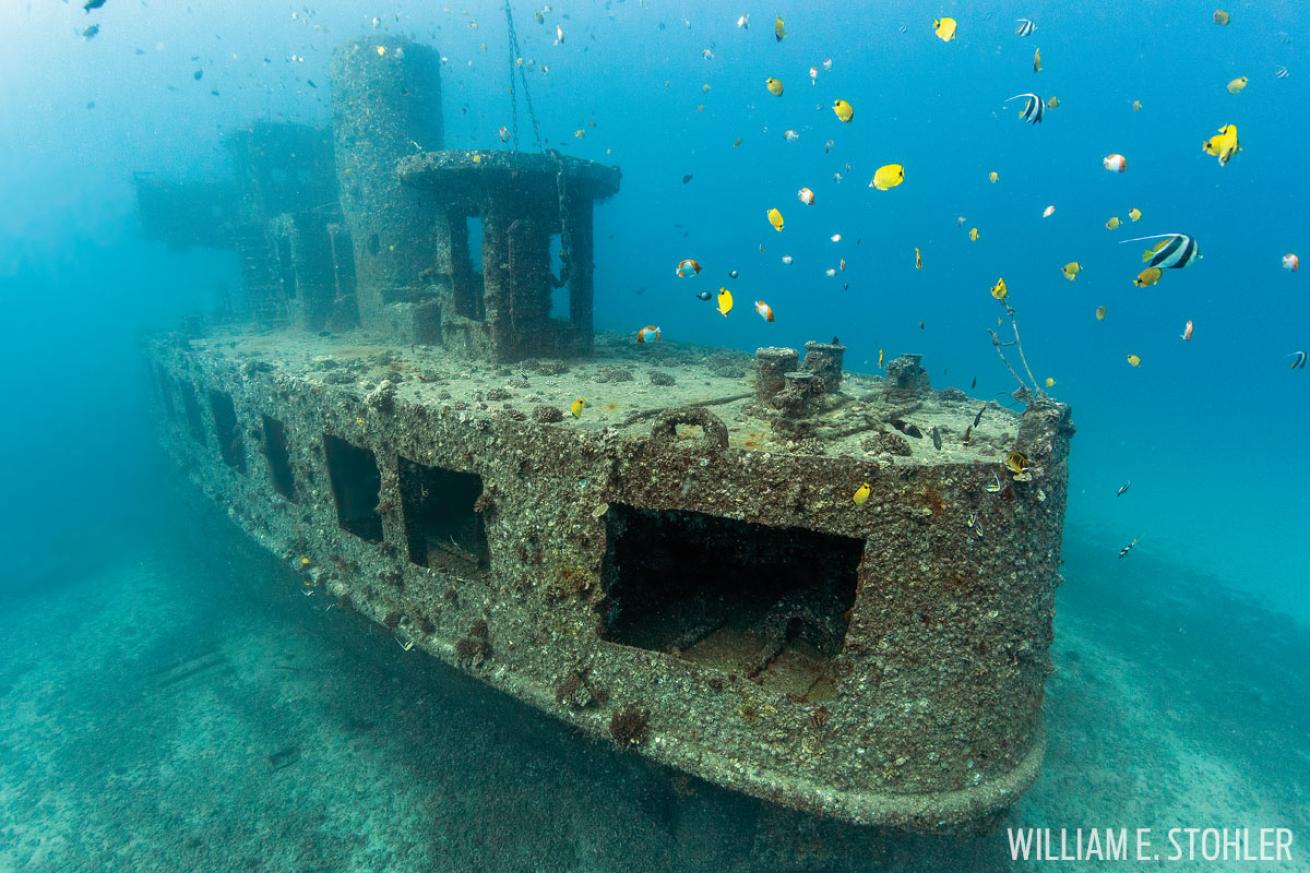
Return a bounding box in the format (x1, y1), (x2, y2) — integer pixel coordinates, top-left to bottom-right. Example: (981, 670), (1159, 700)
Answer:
(1, 492), (1306, 873)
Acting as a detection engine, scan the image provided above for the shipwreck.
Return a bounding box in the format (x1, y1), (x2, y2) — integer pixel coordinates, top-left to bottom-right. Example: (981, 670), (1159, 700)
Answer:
(141, 34), (1073, 830)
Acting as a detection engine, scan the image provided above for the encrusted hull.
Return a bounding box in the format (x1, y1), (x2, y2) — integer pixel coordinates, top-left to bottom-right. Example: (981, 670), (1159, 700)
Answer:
(148, 330), (1072, 830)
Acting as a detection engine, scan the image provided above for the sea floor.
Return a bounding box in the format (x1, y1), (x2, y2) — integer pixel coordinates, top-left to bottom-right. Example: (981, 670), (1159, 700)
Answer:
(2, 485), (1306, 872)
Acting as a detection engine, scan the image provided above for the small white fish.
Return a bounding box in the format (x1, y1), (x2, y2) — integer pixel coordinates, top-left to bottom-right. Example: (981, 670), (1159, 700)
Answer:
(1042, 204), (1056, 219)
(554, 23), (565, 45)
(784, 129), (799, 143)
(736, 13), (749, 29)
(781, 254), (793, 265)
(824, 267), (837, 277)
(822, 58), (833, 72)
(830, 233), (842, 243)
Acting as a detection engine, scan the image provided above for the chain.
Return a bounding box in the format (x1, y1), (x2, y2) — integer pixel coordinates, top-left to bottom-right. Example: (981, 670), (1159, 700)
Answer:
(503, 1), (562, 277)
(503, 1), (519, 152)
(503, 1), (542, 153)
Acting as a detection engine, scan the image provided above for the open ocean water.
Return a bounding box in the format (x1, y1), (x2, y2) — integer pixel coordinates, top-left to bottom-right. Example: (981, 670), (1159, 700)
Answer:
(1, 1), (1307, 870)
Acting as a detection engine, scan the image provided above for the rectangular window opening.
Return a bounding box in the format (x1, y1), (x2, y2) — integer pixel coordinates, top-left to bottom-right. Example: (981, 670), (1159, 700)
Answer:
(261, 415), (296, 500)
(180, 381), (206, 444)
(208, 389), (246, 474)
(324, 434), (383, 542)
(548, 233), (569, 320)
(398, 457), (489, 575)
(599, 504), (862, 700)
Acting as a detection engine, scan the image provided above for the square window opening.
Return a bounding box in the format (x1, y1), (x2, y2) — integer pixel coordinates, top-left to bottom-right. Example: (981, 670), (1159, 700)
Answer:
(261, 415), (296, 500)
(398, 457), (489, 575)
(599, 504), (862, 699)
(208, 389), (246, 473)
(323, 435), (383, 542)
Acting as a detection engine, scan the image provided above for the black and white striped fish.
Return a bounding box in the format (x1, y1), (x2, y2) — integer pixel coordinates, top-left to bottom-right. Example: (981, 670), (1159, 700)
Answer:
(1119, 538), (1139, 559)
(1014, 18), (1037, 37)
(1005, 92), (1044, 124)
(1290, 350), (1308, 370)
(1121, 233), (1201, 270)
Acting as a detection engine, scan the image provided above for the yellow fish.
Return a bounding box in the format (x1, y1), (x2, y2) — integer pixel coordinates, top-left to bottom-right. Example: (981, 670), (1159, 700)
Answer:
(716, 287), (733, 316)
(1226, 76), (1248, 94)
(1095, 305), (1107, 321)
(1126, 354), (1142, 367)
(766, 207), (784, 231)
(990, 277), (1008, 300)
(878, 348), (885, 368)
(1044, 377), (1056, 388)
(570, 398), (586, 418)
(1062, 261), (1083, 282)
(1133, 266), (1163, 287)
(832, 98), (854, 122)
(1047, 94), (1061, 109)
(573, 129), (586, 139)
(1106, 216), (1122, 230)
(914, 247), (923, 270)
(1202, 123), (1240, 166)
(933, 17), (957, 42)
(1213, 9), (1230, 26)
(1132, 99), (1143, 112)
(774, 15), (785, 41)
(969, 227), (980, 242)
(988, 170), (999, 183)
(1128, 207), (1142, 222)
(765, 76), (784, 96)
(1033, 46), (1042, 73)
(869, 163), (904, 190)
(852, 482), (871, 506)
(1005, 451), (1028, 476)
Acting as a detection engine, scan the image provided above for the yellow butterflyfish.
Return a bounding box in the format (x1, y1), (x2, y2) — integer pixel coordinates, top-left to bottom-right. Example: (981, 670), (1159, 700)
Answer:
(716, 287), (733, 316)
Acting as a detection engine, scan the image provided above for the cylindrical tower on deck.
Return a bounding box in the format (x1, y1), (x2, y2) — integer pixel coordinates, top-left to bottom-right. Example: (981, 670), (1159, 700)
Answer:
(331, 37), (446, 342)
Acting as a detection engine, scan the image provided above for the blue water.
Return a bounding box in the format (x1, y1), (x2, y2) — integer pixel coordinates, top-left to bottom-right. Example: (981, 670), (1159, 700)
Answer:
(2, 2), (1307, 870)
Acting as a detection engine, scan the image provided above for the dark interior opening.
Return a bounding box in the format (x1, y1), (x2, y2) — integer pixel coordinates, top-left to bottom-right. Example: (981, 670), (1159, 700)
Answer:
(398, 457), (488, 575)
(600, 504), (863, 700)
(324, 435), (383, 542)
(261, 415), (296, 500)
(208, 389), (246, 473)
(179, 381), (206, 443)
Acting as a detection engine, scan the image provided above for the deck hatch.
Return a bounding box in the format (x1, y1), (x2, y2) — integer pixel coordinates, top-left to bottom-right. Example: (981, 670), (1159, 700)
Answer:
(599, 504), (862, 692)
(323, 435), (383, 542)
(398, 457), (488, 574)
